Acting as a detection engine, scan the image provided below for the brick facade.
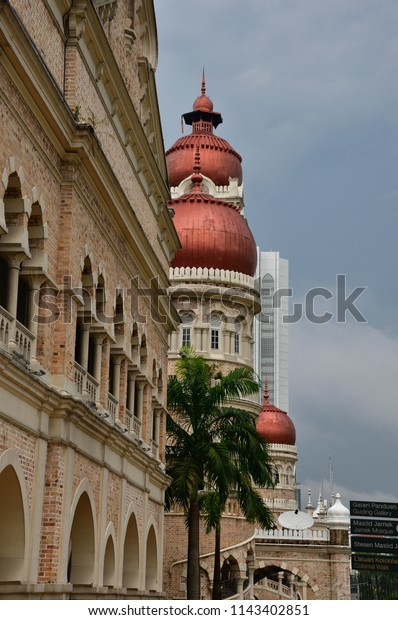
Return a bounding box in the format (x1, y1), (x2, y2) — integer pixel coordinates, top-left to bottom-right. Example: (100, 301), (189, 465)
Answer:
(0, 0), (178, 600)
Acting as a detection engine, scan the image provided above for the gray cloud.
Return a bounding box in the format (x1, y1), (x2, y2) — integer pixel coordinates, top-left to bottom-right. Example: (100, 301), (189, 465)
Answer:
(155, 0), (398, 503)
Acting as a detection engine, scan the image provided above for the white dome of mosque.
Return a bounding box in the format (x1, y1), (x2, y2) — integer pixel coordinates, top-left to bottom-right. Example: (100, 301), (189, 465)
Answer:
(327, 493), (350, 528)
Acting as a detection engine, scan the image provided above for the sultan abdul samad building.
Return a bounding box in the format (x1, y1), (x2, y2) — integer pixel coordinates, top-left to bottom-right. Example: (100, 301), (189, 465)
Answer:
(0, 0), (350, 601)
(163, 75), (351, 600)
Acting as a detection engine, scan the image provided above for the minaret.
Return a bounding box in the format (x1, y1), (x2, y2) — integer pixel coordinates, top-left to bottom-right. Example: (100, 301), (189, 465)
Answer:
(164, 76), (262, 598)
(166, 72), (244, 209)
(167, 76), (260, 393)
(256, 381), (298, 517)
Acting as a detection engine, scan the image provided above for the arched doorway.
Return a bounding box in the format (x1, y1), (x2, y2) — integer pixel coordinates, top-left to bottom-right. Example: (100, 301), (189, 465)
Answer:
(145, 525), (158, 591)
(68, 491), (95, 585)
(220, 555), (240, 599)
(122, 513), (140, 589)
(103, 534), (116, 587)
(0, 465), (25, 581)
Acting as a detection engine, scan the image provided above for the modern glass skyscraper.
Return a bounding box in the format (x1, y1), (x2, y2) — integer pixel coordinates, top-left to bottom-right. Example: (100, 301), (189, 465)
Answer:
(254, 250), (289, 412)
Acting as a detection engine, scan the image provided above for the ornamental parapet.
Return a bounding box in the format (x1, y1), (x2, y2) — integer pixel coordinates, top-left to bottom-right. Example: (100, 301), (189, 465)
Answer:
(169, 266), (255, 290)
(268, 443), (298, 454)
(264, 498), (298, 511)
(256, 528), (330, 542)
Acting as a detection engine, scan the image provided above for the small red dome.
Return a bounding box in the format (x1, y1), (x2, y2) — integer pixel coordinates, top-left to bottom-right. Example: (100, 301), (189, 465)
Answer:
(256, 384), (296, 446)
(193, 94), (213, 112)
(170, 191), (257, 276)
(166, 135), (242, 187)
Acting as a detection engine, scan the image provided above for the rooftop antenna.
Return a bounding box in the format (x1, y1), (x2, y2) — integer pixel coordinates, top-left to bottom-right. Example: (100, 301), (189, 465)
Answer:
(329, 454), (334, 507)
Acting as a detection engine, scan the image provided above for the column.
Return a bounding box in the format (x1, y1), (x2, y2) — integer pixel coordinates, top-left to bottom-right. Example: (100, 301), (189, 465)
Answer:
(6, 256), (22, 354)
(80, 324), (90, 369)
(195, 327), (201, 351)
(136, 380), (144, 421)
(236, 575), (245, 597)
(152, 407), (160, 457)
(93, 335), (104, 405)
(28, 275), (45, 367)
(170, 330), (178, 352)
(288, 573), (296, 599)
(127, 371), (136, 414)
(278, 571), (284, 599)
(223, 329), (230, 354)
(112, 354), (122, 422)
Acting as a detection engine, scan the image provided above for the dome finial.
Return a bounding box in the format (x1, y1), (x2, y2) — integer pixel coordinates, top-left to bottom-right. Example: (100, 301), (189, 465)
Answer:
(263, 378), (269, 404)
(191, 145), (203, 191)
(201, 67), (206, 96)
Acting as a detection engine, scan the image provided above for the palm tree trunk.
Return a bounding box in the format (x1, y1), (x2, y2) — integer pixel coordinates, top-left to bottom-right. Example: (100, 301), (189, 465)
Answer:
(187, 500), (201, 600)
(212, 523), (221, 599)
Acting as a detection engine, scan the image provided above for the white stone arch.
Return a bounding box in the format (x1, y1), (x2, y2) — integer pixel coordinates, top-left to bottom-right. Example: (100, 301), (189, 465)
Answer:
(68, 479), (97, 586)
(0, 158), (31, 257)
(121, 504), (141, 589)
(1, 156), (29, 201)
(254, 560), (321, 600)
(76, 252), (97, 320)
(145, 518), (159, 591)
(22, 187), (49, 273)
(0, 448), (30, 583)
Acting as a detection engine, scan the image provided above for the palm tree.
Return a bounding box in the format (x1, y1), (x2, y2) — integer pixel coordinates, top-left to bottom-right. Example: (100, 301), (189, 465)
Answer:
(166, 347), (276, 600)
(200, 454), (275, 599)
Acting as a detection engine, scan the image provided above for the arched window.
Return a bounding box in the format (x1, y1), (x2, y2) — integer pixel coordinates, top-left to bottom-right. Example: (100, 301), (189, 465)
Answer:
(210, 313), (223, 351)
(234, 318), (242, 355)
(180, 311), (194, 347)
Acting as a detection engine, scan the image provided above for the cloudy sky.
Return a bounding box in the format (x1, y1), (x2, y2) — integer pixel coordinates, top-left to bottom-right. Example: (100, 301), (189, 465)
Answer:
(154, 0), (398, 506)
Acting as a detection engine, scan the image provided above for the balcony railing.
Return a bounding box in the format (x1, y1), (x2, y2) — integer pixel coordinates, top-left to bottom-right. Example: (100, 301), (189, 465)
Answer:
(125, 408), (141, 438)
(151, 440), (158, 457)
(0, 306), (12, 351)
(74, 362), (99, 403)
(0, 307), (35, 363)
(107, 392), (118, 422)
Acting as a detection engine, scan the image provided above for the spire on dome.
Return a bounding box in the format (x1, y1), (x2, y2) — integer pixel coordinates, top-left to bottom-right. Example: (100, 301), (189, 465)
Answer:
(182, 71), (222, 131)
(191, 145), (203, 191)
(263, 379), (270, 404)
(201, 67), (206, 96)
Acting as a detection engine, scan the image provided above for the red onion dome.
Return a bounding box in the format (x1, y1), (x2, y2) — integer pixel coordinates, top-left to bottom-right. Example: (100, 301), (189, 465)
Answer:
(167, 71), (243, 187)
(166, 135), (242, 187)
(256, 384), (296, 446)
(193, 93), (214, 112)
(170, 189), (257, 277)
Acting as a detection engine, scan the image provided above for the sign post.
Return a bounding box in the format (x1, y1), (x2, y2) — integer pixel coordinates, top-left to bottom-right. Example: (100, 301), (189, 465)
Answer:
(350, 500), (398, 575)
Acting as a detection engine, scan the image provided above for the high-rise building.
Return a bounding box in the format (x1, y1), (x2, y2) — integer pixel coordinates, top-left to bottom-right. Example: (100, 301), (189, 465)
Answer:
(254, 250), (289, 412)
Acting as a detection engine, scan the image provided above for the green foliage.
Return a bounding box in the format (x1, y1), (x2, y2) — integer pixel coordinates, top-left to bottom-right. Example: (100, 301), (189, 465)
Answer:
(354, 570), (398, 599)
(166, 346), (277, 599)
